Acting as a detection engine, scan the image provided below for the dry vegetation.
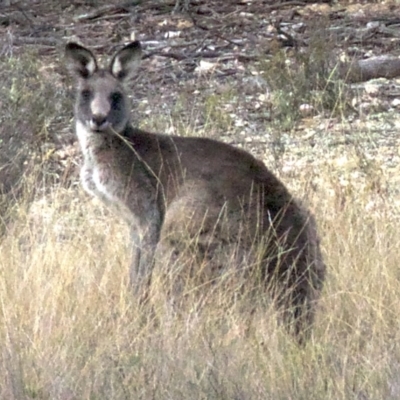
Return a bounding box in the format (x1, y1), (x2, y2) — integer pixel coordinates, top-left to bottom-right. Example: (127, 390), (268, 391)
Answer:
(2, 146), (400, 399)
(1, 0), (400, 399)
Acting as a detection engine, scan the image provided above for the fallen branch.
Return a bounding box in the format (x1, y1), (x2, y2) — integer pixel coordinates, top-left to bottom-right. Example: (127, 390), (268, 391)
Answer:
(74, 1), (140, 21)
(339, 55), (400, 83)
(144, 48), (257, 62)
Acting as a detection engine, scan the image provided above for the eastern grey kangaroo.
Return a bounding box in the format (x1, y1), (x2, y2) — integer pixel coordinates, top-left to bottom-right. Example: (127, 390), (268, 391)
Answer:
(65, 41), (326, 340)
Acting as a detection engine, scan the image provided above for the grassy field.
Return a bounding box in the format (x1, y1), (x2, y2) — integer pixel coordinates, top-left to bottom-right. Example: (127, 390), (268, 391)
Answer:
(1, 16), (400, 399)
(1, 155), (399, 399)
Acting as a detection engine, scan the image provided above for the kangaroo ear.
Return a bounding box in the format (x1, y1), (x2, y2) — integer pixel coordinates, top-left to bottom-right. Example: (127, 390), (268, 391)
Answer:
(110, 41), (142, 81)
(65, 42), (98, 79)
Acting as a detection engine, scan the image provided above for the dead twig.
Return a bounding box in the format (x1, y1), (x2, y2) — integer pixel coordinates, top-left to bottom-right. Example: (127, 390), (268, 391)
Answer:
(144, 48), (257, 62)
(8, 36), (62, 47)
(74, 1), (140, 22)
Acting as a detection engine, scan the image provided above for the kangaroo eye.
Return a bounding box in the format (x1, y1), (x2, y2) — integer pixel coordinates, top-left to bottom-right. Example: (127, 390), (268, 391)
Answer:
(110, 91), (123, 107)
(81, 90), (92, 100)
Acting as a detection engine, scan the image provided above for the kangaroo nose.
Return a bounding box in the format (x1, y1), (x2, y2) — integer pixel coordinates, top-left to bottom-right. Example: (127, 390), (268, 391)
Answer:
(90, 115), (108, 131)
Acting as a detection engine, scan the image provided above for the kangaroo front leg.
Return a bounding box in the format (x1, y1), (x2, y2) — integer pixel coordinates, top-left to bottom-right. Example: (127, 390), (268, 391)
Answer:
(129, 218), (161, 298)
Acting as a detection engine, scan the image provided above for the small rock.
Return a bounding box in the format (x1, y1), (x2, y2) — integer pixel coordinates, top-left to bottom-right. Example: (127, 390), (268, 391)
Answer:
(299, 103), (314, 117)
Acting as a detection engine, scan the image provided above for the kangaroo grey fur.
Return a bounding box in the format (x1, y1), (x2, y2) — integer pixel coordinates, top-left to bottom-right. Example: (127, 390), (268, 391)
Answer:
(65, 41), (326, 340)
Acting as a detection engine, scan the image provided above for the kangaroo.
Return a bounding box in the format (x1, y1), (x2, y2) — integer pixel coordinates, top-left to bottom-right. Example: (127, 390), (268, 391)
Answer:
(65, 41), (326, 341)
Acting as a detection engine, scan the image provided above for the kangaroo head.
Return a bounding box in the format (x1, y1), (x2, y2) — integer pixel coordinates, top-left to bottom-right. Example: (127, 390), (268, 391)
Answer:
(65, 41), (142, 133)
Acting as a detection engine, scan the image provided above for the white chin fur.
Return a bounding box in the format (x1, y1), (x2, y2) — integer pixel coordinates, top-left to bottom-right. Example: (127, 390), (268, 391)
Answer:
(76, 120), (95, 149)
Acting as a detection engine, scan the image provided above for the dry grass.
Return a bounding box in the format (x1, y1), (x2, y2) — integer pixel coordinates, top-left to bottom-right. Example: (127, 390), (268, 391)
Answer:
(259, 18), (350, 130)
(0, 168), (399, 399)
(1, 27), (399, 399)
